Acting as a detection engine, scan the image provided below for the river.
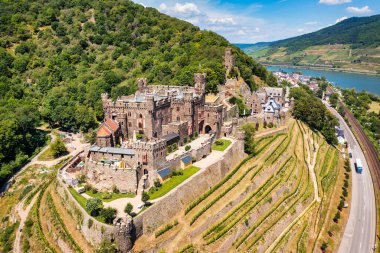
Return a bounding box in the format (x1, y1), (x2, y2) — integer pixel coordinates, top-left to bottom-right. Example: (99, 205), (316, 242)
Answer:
(266, 66), (380, 96)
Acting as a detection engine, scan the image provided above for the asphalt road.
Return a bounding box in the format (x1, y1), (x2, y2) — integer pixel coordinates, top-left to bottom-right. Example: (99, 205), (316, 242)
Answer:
(326, 104), (377, 253)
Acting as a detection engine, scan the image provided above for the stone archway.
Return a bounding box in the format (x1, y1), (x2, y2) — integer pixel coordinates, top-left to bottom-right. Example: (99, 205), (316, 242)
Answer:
(199, 120), (204, 134)
(205, 125), (212, 134)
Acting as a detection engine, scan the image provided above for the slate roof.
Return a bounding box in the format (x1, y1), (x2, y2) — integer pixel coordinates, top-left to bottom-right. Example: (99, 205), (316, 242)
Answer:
(162, 133), (180, 142)
(89, 146), (135, 156)
(157, 168), (171, 179)
(181, 155), (192, 164)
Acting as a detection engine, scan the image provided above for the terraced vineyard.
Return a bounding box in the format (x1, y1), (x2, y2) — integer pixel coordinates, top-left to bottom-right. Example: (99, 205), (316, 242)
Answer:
(134, 121), (348, 253)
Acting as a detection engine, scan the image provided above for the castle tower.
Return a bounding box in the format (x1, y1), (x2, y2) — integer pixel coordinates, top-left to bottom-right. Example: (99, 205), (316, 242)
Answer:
(113, 216), (134, 253)
(194, 73), (206, 95)
(224, 48), (235, 70)
(137, 78), (147, 92)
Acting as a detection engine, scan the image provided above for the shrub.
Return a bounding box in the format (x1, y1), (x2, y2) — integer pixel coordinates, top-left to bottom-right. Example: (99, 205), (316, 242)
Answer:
(185, 145), (191, 151)
(141, 192), (150, 203)
(268, 122), (274, 128)
(263, 121), (267, 128)
(184, 137), (188, 143)
(102, 194), (112, 200)
(84, 184), (92, 191)
(194, 132), (199, 138)
(100, 207), (117, 224)
(154, 180), (162, 187)
(92, 188), (98, 194)
(124, 203), (133, 215)
(86, 198), (103, 216)
(88, 219), (93, 229)
(321, 242), (328, 251)
(214, 140), (223, 146)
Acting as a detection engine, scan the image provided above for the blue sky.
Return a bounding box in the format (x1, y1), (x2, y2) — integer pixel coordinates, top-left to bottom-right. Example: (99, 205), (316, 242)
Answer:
(138, 0), (380, 43)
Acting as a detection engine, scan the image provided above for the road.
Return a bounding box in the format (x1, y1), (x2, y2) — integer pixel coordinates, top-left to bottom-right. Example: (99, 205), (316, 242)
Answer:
(326, 103), (376, 253)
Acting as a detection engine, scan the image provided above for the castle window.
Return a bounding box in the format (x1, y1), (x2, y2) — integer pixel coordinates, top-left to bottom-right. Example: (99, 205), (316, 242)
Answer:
(139, 114), (143, 118)
(177, 107), (180, 111)
(128, 122), (132, 127)
(177, 116), (180, 121)
(128, 112), (131, 116)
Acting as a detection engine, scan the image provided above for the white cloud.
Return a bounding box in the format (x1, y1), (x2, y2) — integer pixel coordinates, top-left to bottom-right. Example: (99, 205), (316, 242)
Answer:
(305, 21), (319, 25)
(173, 2), (200, 14)
(207, 17), (236, 25)
(346, 6), (372, 14)
(158, 3), (167, 11)
(319, 0), (351, 5)
(335, 16), (348, 23)
(297, 28), (305, 33)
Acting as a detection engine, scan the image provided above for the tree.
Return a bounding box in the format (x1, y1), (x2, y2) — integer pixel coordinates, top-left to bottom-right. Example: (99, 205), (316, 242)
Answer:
(86, 198), (103, 216)
(329, 93), (339, 108)
(141, 192), (150, 204)
(124, 203), (133, 215)
(100, 207), (117, 224)
(241, 123), (256, 155)
(50, 136), (67, 158)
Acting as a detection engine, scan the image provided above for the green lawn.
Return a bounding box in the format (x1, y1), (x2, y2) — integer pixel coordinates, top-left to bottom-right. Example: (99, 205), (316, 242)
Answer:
(68, 187), (87, 209)
(212, 139), (232, 151)
(37, 146), (55, 161)
(85, 191), (135, 202)
(148, 166), (200, 199)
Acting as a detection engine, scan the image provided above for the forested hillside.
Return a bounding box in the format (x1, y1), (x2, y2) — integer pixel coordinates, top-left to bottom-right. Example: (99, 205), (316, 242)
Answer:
(242, 14), (380, 74)
(0, 0), (274, 184)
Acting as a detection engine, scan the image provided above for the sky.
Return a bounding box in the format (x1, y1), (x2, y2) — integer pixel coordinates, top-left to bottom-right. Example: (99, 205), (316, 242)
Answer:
(137, 0), (380, 43)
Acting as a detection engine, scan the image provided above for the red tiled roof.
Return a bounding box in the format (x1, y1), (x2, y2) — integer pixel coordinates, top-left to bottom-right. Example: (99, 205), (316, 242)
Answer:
(97, 125), (112, 137)
(105, 118), (119, 132)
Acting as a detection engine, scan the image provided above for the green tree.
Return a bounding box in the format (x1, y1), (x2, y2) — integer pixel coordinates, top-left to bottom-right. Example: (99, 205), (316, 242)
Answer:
(100, 207), (117, 224)
(242, 123), (256, 155)
(50, 136), (67, 158)
(124, 203), (133, 215)
(86, 198), (103, 216)
(329, 93), (339, 108)
(141, 192), (150, 204)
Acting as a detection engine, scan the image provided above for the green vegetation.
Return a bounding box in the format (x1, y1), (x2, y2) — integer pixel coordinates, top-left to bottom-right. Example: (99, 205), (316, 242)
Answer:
(241, 123), (256, 155)
(124, 203), (133, 215)
(340, 89), (380, 156)
(85, 190), (135, 202)
(290, 85), (338, 145)
(155, 220), (179, 238)
(0, 0), (274, 184)
(212, 139), (232, 151)
(245, 15), (380, 74)
(68, 187), (87, 209)
(229, 96), (250, 116)
(148, 166), (200, 199)
(38, 136), (67, 161)
(185, 156), (252, 214)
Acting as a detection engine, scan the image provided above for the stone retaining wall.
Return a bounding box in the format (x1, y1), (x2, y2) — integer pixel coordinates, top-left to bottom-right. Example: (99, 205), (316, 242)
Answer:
(133, 139), (246, 236)
(56, 180), (114, 245)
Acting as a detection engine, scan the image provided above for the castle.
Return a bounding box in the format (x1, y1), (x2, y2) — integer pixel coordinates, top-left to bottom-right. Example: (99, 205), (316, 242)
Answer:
(82, 48), (292, 193)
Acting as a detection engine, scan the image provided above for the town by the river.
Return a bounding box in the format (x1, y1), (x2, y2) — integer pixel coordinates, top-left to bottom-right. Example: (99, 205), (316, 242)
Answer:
(267, 66), (380, 96)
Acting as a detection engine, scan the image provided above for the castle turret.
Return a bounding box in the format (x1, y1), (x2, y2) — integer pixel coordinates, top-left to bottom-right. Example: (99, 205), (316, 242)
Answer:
(194, 73), (206, 95)
(113, 216), (134, 253)
(224, 48), (235, 70)
(137, 78), (147, 92)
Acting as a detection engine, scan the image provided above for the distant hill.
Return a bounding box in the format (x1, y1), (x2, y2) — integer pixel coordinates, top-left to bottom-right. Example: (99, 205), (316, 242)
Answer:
(239, 14), (380, 74)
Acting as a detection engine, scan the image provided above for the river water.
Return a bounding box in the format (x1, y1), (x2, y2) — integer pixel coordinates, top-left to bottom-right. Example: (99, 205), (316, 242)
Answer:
(266, 66), (380, 96)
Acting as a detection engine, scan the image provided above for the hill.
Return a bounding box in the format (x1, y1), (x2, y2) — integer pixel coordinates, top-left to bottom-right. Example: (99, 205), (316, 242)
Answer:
(0, 0), (273, 184)
(241, 14), (380, 74)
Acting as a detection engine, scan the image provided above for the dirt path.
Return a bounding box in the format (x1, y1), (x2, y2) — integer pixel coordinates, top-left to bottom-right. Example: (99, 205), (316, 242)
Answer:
(12, 195), (38, 253)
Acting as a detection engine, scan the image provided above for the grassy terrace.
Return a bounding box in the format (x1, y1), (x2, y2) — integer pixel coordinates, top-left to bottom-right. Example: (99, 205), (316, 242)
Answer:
(148, 166), (200, 199)
(68, 187), (87, 209)
(85, 191), (135, 202)
(211, 139), (232, 151)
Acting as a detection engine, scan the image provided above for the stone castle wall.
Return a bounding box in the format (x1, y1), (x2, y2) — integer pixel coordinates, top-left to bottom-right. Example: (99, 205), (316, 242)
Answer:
(84, 163), (138, 193)
(133, 139), (246, 236)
